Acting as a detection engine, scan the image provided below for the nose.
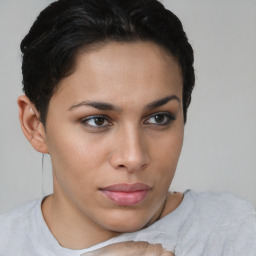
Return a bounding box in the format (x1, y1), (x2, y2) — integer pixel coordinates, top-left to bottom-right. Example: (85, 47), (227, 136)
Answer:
(109, 127), (150, 172)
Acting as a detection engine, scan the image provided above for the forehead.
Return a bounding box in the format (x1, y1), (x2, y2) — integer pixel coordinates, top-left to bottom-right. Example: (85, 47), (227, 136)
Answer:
(51, 41), (183, 110)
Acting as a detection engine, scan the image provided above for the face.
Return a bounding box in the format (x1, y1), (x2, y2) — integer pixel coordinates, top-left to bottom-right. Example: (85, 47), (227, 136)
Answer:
(44, 41), (184, 234)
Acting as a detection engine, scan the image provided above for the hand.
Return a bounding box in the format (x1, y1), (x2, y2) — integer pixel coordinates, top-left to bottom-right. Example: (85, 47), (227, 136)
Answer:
(82, 241), (174, 256)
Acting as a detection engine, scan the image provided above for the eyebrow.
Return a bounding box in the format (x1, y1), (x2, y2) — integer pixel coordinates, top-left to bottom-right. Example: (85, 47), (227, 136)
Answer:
(68, 95), (180, 112)
(68, 101), (120, 112)
(145, 95), (180, 110)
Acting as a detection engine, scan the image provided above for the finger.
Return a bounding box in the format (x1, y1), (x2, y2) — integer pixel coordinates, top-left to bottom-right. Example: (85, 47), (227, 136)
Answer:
(162, 251), (175, 256)
(82, 241), (150, 256)
(143, 243), (174, 256)
(82, 241), (175, 256)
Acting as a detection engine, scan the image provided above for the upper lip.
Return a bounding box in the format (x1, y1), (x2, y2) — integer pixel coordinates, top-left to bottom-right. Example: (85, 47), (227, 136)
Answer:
(100, 183), (152, 192)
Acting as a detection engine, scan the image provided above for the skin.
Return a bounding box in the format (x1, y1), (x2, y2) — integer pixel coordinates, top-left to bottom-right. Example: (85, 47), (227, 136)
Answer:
(18, 41), (184, 251)
(82, 241), (174, 256)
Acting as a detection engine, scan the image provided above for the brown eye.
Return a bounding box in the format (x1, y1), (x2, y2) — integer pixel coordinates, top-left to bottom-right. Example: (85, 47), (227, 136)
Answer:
(93, 117), (105, 126)
(81, 115), (111, 128)
(145, 112), (175, 126)
(154, 114), (165, 123)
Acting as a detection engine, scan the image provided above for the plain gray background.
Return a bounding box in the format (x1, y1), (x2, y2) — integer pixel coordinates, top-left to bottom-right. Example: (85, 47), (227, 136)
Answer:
(0, 0), (256, 214)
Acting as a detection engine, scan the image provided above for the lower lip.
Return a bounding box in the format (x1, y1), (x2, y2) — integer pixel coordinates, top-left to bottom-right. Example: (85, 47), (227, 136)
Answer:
(101, 190), (149, 206)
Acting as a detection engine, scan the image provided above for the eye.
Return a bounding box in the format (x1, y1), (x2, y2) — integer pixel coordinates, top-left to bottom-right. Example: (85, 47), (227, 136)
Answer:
(145, 112), (175, 126)
(81, 115), (111, 128)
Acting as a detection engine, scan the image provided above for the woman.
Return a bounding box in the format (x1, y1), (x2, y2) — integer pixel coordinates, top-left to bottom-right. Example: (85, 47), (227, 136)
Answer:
(0, 0), (255, 255)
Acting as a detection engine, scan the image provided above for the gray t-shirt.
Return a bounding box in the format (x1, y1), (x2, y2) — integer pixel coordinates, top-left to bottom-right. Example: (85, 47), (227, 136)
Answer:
(0, 190), (256, 255)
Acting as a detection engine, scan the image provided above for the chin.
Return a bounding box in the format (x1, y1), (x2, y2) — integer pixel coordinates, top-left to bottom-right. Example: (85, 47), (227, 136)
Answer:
(109, 224), (146, 233)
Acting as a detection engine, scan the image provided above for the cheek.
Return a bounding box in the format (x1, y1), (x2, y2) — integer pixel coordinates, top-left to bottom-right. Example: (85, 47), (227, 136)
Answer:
(48, 125), (105, 163)
(152, 125), (183, 161)
(46, 129), (110, 188)
(150, 128), (184, 182)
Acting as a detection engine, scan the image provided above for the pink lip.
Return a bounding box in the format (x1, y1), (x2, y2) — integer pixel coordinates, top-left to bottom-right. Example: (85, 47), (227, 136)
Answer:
(100, 183), (151, 206)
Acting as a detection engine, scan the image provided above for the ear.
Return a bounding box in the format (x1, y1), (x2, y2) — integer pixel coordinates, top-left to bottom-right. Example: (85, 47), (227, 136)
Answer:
(17, 95), (48, 153)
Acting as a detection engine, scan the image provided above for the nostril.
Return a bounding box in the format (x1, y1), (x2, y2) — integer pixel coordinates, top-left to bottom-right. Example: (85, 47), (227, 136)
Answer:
(109, 144), (150, 172)
(141, 163), (148, 169)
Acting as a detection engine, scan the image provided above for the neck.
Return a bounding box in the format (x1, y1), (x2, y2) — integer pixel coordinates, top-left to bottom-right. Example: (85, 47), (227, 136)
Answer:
(41, 191), (184, 250)
(41, 194), (119, 250)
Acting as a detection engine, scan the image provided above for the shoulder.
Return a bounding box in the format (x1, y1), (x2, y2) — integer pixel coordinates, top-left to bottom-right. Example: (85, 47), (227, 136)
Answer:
(0, 199), (40, 228)
(0, 199), (42, 253)
(187, 190), (255, 223)
(175, 190), (256, 255)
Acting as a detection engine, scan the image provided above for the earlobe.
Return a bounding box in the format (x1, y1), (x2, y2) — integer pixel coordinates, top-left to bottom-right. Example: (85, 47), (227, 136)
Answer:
(17, 95), (48, 153)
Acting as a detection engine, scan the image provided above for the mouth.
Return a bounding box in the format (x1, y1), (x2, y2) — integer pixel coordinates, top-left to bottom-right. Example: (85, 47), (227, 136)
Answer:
(100, 183), (152, 206)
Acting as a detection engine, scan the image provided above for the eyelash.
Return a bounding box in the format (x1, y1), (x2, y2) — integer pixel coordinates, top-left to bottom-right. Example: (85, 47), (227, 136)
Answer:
(80, 115), (112, 129)
(80, 112), (176, 129)
(144, 112), (176, 126)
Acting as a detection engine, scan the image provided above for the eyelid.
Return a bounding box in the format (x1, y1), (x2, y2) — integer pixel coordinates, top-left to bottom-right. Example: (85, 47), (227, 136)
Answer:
(79, 112), (176, 130)
(144, 112), (176, 125)
(80, 115), (112, 128)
